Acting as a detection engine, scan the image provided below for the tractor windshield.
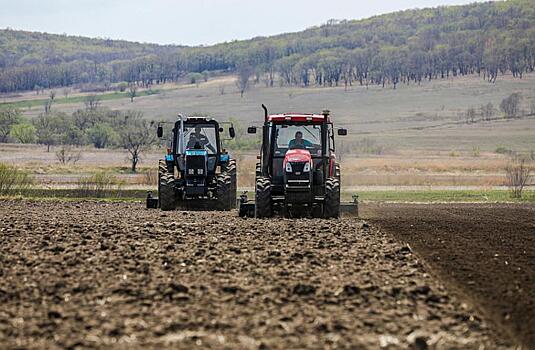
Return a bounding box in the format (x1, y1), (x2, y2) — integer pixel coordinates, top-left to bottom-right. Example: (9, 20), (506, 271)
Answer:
(181, 123), (218, 154)
(274, 124), (322, 156)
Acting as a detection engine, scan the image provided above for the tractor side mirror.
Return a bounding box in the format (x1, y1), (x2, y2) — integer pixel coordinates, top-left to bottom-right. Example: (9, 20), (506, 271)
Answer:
(229, 126), (236, 138)
(157, 125), (163, 138)
(337, 128), (347, 136)
(247, 126), (257, 134)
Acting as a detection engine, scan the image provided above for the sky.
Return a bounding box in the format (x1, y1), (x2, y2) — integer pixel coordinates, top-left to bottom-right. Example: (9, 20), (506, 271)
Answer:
(1, 0), (489, 46)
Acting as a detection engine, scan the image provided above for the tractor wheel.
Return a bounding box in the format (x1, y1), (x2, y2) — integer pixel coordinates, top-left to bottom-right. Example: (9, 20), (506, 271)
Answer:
(216, 172), (232, 210)
(158, 160), (166, 201)
(255, 177), (272, 218)
(226, 159), (237, 209)
(323, 177), (340, 218)
(159, 162), (176, 211)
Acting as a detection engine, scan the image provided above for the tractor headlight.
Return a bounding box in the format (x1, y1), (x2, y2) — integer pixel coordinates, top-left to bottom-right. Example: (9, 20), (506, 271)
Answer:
(285, 162), (292, 172)
(303, 162), (310, 172)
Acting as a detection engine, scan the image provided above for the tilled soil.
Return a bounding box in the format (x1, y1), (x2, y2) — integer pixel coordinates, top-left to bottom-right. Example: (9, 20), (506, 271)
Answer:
(0, 200), (512, 349)
(362, 202), (535, 349)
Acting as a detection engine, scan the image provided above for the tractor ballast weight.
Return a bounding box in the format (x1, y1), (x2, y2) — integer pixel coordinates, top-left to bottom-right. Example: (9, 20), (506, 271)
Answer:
(151, 115), (237, 211)
(239, 105), (350, 218)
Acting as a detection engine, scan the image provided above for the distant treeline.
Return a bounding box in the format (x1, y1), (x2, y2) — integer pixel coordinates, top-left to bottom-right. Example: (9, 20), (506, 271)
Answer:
(1, 0), (534, 93)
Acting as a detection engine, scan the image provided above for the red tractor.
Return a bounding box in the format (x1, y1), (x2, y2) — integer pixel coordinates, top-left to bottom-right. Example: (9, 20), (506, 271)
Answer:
(241, 105), (347, 218)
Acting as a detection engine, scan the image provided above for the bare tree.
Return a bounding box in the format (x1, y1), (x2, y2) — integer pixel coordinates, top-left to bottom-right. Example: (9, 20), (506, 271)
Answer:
(466, 107), (476, 123)
(505, 156), (531, 198)
(44, 99), (53, 114)
(84, 94), (101, 111)
(500, 93), (522, 119)
(119, 113), (155, 172)
(236, 65), (253, 98)
(530, 100), (535, 116)
(49, 90), (56, 101)
(128, 84), (138, 102)
(481, 102), (494, 121)
(219, 85), (225, 95)
(63, 87), (71, 99)
(55, 145), (82, 164)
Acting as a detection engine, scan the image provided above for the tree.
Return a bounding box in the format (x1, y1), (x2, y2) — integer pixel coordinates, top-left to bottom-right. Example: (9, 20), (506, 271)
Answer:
(9, 123), (36, 143)
(236, 65), (253, 97)
(87, 123), (117, 149)
(62, 87), (71, 98)
(33, 114), (62, 151)
(500, 93), (522, 119)
(84, 94), (101, 111)
(128, 84), (137, 102)
(49, 90), (56, 100)
(119, 112), (155, 172)
(0, 108), (22, 142)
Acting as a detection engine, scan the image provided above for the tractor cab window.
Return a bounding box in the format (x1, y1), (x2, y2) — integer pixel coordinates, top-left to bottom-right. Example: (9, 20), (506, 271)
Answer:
(274, 124), (322, 156)
(182, 124), (218, 154)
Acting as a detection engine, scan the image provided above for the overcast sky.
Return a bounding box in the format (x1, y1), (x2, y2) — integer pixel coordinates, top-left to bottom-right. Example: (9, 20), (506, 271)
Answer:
(1, 0), (488, 46)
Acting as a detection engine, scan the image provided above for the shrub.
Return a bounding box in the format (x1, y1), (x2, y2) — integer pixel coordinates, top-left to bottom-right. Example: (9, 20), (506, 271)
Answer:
(76, 171), (124, 198)
(0, 163), (33, 195)
(505, 156), (531, 199)
(355, 138), (384, 155)
(55, 146), (82, 164)
(495, 146), (515, 156)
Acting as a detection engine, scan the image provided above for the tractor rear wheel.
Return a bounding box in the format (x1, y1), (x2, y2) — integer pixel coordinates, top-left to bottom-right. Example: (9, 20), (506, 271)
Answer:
(225, 159), (237, 209)
(323, 177), (340, 218)
(216, 172), (232, 210)
(255, 177), (272, 218)
(159, 160), (176, 211)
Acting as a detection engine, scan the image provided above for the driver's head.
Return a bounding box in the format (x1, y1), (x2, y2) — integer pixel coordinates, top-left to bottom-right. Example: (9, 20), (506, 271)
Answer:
(194, 126), (202, 135)
(295, 131), (303, 141)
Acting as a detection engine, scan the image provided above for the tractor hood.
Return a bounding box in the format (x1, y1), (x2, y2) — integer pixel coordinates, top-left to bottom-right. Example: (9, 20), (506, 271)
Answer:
(283, 149), (312, 165)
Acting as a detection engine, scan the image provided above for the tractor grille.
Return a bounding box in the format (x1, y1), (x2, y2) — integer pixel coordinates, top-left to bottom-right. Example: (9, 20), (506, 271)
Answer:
(286, 162), (310, 181)
(185, 155), (207, 177)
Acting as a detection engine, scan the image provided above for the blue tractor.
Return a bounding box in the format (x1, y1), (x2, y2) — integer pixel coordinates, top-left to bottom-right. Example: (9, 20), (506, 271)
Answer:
(155, 115), (237, 211)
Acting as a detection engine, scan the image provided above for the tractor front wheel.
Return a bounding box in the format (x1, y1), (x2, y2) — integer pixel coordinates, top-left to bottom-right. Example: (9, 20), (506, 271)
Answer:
(323, 177), (340, 218)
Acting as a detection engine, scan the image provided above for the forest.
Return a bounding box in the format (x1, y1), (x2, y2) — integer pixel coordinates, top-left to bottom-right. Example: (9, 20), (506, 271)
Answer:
(0, 0), (534, 93)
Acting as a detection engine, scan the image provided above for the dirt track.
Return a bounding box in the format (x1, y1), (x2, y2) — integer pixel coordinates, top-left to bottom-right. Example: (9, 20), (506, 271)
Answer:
(0, 200), (515, 349)
(363, 202), (535, 349)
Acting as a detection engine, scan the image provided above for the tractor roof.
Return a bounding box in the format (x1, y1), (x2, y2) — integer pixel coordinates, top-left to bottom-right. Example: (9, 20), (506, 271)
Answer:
(268, 113), (330, 123)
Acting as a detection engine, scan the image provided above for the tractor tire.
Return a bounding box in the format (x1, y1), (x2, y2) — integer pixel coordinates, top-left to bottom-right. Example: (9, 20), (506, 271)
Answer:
(216, 172), (232, 210)
(323, 177), (340, 218)
(225, 159), (237, 209)
(159, 173), (177, 211)
(158, 160), (166, 201)
(255, 177), (272, 218)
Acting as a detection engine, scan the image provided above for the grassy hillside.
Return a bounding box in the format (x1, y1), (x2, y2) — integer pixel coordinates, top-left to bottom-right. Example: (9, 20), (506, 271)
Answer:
(1, 0), (534, 93)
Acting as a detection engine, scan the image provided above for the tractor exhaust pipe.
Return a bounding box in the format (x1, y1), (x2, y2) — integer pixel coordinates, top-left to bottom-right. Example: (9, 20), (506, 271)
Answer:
(261, 104), (268, 121)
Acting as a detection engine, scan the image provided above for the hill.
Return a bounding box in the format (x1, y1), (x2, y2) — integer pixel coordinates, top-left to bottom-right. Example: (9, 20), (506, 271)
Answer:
(0, 0), (534, 93)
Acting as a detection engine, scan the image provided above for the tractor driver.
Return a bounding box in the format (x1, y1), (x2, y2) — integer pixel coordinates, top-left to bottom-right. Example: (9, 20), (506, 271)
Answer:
(187, 126), (216, 153)
(288, 131), (313, 149)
